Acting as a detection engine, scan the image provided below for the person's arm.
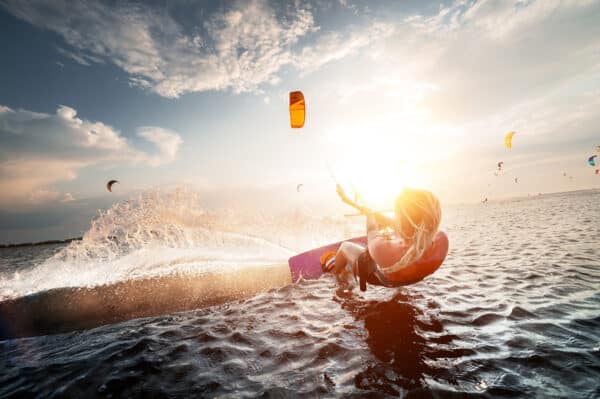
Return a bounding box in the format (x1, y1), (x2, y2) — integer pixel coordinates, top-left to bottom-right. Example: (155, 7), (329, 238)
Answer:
(336, 184), (395, 226)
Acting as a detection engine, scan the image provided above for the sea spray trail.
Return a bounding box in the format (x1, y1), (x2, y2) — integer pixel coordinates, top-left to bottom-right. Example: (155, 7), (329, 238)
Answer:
(0, 188), (356, 301)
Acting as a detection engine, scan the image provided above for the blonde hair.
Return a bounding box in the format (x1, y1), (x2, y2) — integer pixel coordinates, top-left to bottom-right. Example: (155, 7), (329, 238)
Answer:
(381, 188), (441, 275)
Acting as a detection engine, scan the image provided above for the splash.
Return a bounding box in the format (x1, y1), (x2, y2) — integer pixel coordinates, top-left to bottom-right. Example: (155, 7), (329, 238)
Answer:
(0, 188), (356, 299)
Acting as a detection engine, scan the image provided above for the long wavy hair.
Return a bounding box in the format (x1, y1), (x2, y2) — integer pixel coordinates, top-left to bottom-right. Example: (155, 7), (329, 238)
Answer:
(381, 188), (442, 275)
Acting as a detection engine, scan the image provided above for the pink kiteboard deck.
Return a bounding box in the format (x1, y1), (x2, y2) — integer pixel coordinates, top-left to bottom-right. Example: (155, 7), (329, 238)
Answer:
(288, 236), (368, 283)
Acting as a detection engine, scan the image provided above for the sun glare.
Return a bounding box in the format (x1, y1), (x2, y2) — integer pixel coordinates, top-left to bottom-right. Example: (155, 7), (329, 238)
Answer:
(328, 124), (428, 210)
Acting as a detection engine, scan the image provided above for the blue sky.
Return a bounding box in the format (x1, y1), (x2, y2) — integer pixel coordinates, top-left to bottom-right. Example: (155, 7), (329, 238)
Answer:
(1, 0), (599, 243)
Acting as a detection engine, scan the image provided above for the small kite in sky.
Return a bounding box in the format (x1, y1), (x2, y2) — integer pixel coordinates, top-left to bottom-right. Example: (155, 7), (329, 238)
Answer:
(106, 180), (119, 192)
(296, 183), (303, 192)
(588, 155), (597, 166)
(505, 131), (516, 149)
(289, 91), (305, 128)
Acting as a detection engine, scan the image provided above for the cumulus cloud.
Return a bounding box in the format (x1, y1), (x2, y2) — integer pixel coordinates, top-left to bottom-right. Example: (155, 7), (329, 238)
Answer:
(137, 127), (183, 166)
(1, 0), (389, 97)
(0, 104), (182, 207)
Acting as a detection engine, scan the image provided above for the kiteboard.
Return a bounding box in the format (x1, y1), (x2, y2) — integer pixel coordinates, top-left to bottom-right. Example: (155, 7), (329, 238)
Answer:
(288, 236), (368, 283)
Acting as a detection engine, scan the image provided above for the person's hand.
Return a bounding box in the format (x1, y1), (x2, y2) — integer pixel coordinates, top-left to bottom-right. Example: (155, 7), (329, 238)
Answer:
(337, 183), (372, 215)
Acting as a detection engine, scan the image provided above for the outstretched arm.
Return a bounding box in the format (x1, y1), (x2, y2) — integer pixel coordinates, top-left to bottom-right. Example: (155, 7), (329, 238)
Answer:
(336, 184), (395, 226)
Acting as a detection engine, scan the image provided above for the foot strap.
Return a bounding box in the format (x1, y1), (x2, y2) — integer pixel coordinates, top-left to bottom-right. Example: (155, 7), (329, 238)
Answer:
(320, 251), (337, 273)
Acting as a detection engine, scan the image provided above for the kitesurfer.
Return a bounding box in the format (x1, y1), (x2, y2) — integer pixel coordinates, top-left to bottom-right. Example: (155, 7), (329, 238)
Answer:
(324, 184), (448, 291)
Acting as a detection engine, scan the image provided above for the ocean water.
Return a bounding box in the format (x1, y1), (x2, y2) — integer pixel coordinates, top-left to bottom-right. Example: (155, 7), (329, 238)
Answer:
(0, 189), (599, 398)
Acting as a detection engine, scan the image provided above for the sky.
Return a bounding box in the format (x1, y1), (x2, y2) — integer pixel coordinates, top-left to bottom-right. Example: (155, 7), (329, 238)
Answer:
(0, 0), (599, 243)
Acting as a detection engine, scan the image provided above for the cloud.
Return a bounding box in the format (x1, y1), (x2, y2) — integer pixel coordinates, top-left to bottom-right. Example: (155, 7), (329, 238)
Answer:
(1, 0), (389, 97)
(405, 0), (595, 39)
(137, 127), (183, 166)
(0, 104), (182, 207)
(294, 22), (394, 74)
(383, 0), (600, 125)
(61, 193), (75, 202)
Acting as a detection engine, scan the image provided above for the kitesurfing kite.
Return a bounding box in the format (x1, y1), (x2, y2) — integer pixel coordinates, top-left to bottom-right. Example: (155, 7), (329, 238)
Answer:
(289, 91), (305, 128)
(296, 183), (303, 192)
(106, 180), (119, 192)
(505, 131), (516, 149)
(588, 155), (597, 166)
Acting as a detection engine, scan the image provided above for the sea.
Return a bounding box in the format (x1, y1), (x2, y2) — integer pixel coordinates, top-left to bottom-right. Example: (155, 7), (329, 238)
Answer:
(0, 189), (599, 398)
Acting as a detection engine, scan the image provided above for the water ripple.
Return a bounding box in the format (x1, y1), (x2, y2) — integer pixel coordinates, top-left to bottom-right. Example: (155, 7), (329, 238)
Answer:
(1, 190), (600, 397)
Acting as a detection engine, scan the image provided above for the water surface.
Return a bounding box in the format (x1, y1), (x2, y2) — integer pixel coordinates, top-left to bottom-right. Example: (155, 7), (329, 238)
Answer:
(1, 190), (599, 397)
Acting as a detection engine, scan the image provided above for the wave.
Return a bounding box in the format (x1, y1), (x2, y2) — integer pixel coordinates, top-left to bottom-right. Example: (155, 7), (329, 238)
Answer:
(0, 187), (355, 300)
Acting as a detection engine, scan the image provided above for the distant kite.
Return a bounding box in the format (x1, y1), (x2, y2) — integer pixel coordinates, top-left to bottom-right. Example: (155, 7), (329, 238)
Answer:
(497, 161), (504, 171)
(106, 180), (119, 192)
(588, 155), (597, 166)
(289, 91), (305, 128)
(505, 131), (516, 149)
(296, 183), (303, 192)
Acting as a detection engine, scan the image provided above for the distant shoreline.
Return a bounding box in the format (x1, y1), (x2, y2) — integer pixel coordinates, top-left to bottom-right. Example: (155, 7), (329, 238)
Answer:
(0, 237), (82, 249)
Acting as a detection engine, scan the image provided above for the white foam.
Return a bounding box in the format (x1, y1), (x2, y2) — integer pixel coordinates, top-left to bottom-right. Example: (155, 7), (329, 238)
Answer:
(0, 187), (356, 299)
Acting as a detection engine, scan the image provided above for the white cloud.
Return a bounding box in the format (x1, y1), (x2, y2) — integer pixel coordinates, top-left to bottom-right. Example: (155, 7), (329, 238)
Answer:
(294, 22), (394, 74)
(0, 104), (182, 207)
(385, 0), (600, 125)
(1, 0), (389, 97)
(137, 127), (183, 165)
(461, 0), (595, 40)
(61, 193), (75, 202)
(406, 0), (595, 39)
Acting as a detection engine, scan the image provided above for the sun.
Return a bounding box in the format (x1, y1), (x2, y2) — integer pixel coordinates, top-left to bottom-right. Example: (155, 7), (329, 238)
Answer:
(328, 125), (427, 210)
